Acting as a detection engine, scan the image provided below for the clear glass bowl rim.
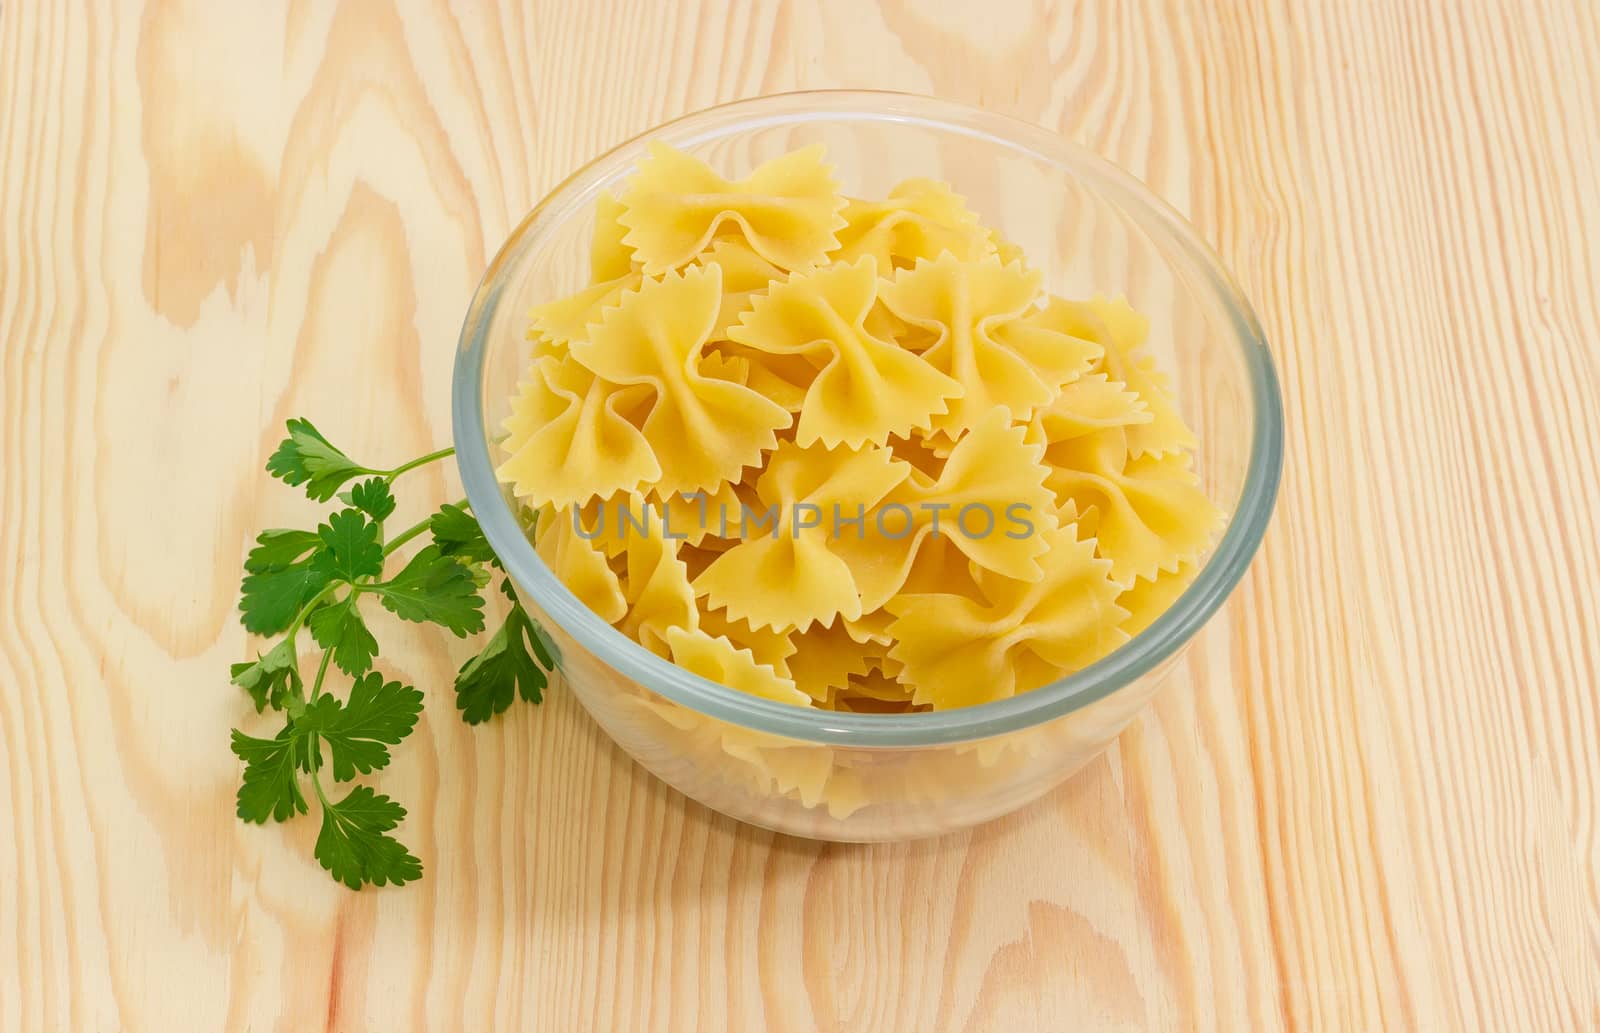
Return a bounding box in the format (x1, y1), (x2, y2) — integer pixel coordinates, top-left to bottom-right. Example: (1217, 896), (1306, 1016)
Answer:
(452, 89), (1284, 748)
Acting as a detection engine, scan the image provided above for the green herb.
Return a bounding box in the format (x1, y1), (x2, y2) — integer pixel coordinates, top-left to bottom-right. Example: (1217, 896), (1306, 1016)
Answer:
(455, 580), (555, 724)
(372, 544), (486, 635)
(229, 419), (553, 890)
(265, 418), (379, 501)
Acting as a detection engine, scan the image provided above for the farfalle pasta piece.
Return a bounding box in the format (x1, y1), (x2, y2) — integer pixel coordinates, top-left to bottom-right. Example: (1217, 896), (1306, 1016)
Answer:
(1045, 427), (1222, 583)
(677, 541), (724, 583)
(1052, 295), (1197, 458)
(571, 265), (792, 496)
(619, 141), (846, 274)
(664, 625), (809, 707)
(723, 735), (834, 807)
(501, 370), (550, 460)
(832, 668), (920, 713)
(623, 693), (837, 810)
(879, 254), (1083, 434)
(903, 408), (1058, 578)
(831, 408), (1058, 612)
(987, 226), (1028, 269)
(698, 605), (796, 675)
(612, 498), (699, 657)
(871, 654), (905, 679)
(529, 273), (641, 347)
(988, 295), (1103, 386)
(830, 178), (992, 270)
(729, 257), (962, 448)
(886, 430), (946, 478)
(576, 492), (662, 559)
(525, 325), (567, 363)
(528, 194), (641, 347)
(649, 474), (748, 547)
(590, 192), (636, 282)
(894, 532), (983, 599)
(698, 350), (750, 385)
(886, 524), (1128, 708)
(498, 355), (660, 508)
(1117, 562), (1197, 638)
(534, 504), (627, 624)
(693, 238), (786, 339)
(694, 440), (909, 631)
(783, 618), (880, 703)
(1027, 372), (1152, 444)
(707, 342), (816, 412)
(842, 608), (895, 646)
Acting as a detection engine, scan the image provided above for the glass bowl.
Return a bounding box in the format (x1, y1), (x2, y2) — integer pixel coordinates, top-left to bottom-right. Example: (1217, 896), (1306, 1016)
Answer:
(452, 90), (1283, 840)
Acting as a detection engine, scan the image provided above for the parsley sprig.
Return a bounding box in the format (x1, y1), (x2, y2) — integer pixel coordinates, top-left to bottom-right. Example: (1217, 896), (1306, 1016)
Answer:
(230, 420), (555, 890)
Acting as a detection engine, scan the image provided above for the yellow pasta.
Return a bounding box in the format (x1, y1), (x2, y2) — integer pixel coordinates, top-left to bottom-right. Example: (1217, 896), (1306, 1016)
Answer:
(611, 497), (699, 658)
(500, 141), (1224, 727)
(1117, 562), (1199, 638)
(589, 191), (636, 282)
(878, 254), (1088, 434)
(1044, 427), (1222, 583)
(1027, 371), (1152, 444)
(619, 141), (847, 274)
(783, 618), (881, 703)
(533, 503), (627, 625)
(528, 274), (639, 347)
(829, 407), (1058, 612)
(497, 355), (659, 507)
(1043, 295), (1197, 458)
(833, 668), (921, 713)
(649, 475), (747, 547)
(693, 440), (909, 631)
(697, 605), (796, 674)
(885, 524), (1128, 708)
(692, 237), (787, 340)
(664, 626), (809, 707)
(728, 257), (962, 448)
(571, 265), (792, 497)
(829, 178), (992, 271)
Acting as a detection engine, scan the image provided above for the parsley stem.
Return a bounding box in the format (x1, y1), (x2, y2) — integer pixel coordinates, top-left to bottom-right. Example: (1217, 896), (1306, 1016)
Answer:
(285, 581), (341, 647)
(384, 447), (455, 482)
(381, 497), (468, 557)
(309, 646), (334, 702)
(310, 756), (331, 808)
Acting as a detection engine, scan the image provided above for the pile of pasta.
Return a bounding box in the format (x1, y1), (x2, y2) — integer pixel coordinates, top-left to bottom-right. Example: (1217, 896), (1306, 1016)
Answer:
(498, 141), (1222, 713)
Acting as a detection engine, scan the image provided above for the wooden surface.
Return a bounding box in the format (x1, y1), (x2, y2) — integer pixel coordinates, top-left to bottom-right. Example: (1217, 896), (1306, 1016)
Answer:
(3, 2), (1597, 1030)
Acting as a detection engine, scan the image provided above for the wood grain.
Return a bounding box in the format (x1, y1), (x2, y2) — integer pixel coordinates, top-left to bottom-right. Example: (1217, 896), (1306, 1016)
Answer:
(2, 1), (1597, 1030)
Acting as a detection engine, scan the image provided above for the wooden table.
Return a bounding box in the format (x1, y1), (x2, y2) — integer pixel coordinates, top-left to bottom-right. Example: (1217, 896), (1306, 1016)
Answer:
(3, 3), (1596, 1030)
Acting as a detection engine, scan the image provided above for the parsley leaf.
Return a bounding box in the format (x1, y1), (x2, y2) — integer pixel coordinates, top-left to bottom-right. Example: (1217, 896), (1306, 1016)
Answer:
(244, 529), (323, 574)
(307, 595), (379, 677)
(373, 545), (486, 636)
(314, 786), (423, 889)
(230, 639), (302, 712)
(297, 673), (424, 781)
(231, 426), (563, 891)
(349, 477), (397, 522)
(239, 563), (331, 635)
(455, 579), (554, 724)
(429, 503), (498, 565)
(232, 726), (312, 823)
(266, 419), (374, 501)
(311, 509), (384, 583)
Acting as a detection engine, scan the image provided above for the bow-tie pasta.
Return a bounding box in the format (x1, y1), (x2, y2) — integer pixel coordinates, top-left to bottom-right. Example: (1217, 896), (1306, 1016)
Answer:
(620, 141), (847, 274)
(499, 141), (1221, 728)
(879, 254), (1097, 437)
(728, 256), (962, 448)
(571, 265), (792, 497)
